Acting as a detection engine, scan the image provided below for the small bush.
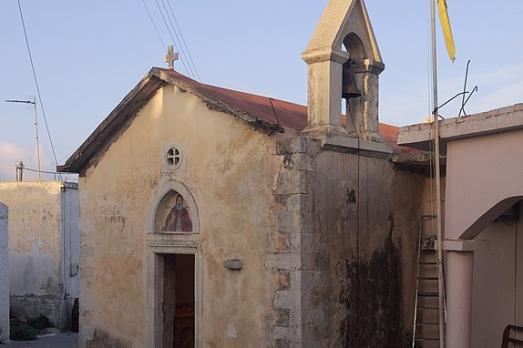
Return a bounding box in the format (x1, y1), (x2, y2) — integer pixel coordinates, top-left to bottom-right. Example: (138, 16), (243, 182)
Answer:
(10, 324), (38, 341)
(9, 314), (52, 341)
(27, 315), (52, 330)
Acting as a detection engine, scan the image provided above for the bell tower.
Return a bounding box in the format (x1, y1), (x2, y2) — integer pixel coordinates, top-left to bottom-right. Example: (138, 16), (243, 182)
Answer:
(302, 0), (385, 142)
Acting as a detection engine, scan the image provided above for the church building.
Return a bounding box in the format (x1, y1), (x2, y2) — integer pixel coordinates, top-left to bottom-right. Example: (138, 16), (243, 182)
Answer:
(58, 0), (446, 346)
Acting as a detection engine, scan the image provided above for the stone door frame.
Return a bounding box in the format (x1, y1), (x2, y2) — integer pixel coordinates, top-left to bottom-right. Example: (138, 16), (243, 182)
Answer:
(145, 178), (202, 347)
(145, 236), (203, 348)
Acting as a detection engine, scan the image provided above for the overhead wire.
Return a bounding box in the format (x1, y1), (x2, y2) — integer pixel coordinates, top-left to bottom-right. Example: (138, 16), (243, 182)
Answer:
(158, 0), (196, 78)
(140, 0), (167, 51)
(17, 0), (63, 181)
(268, 98), (281, 131)
(164, 0), (200, 81)
(153, 0), (192, 77)
(140, 0), (201, 80)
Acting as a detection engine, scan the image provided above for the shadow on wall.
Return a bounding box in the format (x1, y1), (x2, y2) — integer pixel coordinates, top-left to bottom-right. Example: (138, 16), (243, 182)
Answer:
(340, 232), (409, 347)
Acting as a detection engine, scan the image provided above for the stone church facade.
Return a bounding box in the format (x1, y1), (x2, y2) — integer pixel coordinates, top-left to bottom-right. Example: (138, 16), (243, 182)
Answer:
(60, 0), (429, 347)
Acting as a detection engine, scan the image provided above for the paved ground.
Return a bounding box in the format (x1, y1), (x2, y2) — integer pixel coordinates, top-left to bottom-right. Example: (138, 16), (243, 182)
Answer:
(2, 332), (78, 348)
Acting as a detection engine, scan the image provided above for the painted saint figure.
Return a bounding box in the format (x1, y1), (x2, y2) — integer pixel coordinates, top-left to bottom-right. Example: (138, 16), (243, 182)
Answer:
(163, 194), (193, 232)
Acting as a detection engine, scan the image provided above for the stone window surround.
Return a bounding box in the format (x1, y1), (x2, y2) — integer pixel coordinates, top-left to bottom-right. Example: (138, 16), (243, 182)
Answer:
(161, 143), (187, 173)
(145, 179), (202, 347)
(166, 147), (182, 168)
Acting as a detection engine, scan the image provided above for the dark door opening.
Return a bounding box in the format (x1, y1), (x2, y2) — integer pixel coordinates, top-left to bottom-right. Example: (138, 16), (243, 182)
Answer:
(162, 254), (195, 348)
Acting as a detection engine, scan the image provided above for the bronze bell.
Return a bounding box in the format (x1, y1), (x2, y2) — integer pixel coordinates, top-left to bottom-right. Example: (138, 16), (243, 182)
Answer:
(342, 59), (362, 100)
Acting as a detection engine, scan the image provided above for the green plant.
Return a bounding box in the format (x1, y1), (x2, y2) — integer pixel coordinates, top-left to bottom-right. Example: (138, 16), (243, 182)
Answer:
(9, 314), (53, 341)
(9, 324), (38, 341)
(27, 315), (52, 330)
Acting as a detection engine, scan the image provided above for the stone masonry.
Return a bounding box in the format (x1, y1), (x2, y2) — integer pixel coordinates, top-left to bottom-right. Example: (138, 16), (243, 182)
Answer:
(268, 137), (321, 348)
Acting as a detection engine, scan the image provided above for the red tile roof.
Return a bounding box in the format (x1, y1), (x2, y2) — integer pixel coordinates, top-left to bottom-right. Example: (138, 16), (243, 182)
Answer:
(159, 68), (308, 132)
(59, 67), (419, 174)
(378, 122), (421, 154)
(158, 68), (409, 151)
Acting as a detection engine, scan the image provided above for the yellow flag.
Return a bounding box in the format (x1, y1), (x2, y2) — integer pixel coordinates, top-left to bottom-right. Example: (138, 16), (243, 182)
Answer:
(438, 0), (456, 62)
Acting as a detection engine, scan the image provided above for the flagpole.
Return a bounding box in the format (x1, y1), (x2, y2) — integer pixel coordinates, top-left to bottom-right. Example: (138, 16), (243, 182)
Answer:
(431, 0), (445, 347)
(33, 96), (42, 181)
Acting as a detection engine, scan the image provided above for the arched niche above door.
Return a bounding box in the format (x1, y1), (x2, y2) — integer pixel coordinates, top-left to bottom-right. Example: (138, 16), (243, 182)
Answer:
(149, 180), (199, 234)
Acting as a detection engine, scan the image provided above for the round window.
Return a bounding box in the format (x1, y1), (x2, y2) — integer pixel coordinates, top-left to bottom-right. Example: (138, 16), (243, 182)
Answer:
(166, 147), (183, 169)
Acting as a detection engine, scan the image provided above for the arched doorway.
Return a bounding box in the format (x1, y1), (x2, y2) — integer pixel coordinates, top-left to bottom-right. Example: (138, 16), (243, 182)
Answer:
(145, 180), (202, 348)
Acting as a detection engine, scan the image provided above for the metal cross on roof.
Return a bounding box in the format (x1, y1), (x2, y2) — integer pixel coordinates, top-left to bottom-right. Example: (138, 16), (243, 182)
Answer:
(164, 45), (179, 70)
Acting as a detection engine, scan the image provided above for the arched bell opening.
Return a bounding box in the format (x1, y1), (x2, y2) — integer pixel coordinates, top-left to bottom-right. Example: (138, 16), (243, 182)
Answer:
(340, 33), (367, 131)
(342, 33), (366, 101)
(342, 33), (367, 60)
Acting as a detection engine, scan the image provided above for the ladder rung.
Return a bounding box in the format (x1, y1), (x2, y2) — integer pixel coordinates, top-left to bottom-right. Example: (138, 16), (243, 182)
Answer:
(414, 218), (442, 347)
(418, 292), (438, 297)
(415, 337), (440, 341)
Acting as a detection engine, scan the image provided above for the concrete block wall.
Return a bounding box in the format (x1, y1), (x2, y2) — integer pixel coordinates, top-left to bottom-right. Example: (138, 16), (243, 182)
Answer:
(0, 203), (9, 342)
(0, 182), (79, 330)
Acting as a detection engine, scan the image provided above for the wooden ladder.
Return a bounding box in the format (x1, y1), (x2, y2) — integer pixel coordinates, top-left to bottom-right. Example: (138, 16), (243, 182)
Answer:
(501, 325), (523, 347)
(412, 215), (443, 348)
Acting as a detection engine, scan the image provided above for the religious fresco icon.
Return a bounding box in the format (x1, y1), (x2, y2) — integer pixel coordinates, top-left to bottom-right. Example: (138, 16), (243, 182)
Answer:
(155, 191), (193, 233)
(163, 194), (193, 232)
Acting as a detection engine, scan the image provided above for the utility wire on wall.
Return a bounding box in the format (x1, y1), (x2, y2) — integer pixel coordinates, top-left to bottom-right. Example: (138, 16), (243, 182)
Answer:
(17, 0), (63, 181)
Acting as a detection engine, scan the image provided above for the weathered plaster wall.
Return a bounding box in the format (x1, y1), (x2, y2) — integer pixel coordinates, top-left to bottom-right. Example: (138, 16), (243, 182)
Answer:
(272, 137), (424, 347)
(0, 203), (9, 342)
(305, 147), (423, 347)
(79, 85), (278, 347)
(0, 182), (79, 329)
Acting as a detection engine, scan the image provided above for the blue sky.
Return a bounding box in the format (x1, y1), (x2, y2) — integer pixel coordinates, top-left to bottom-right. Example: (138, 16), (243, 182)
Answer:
(1, 0), (522, 180)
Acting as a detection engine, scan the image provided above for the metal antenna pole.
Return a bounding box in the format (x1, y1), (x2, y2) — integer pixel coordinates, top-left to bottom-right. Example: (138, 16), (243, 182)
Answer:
(431, 0), (445, 347)
(5, 98), (42, 181)
(33, 96), (42, 181)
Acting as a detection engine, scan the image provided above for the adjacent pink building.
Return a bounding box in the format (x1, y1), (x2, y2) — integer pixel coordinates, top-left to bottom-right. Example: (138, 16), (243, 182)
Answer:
(399, 103), (523, 347)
